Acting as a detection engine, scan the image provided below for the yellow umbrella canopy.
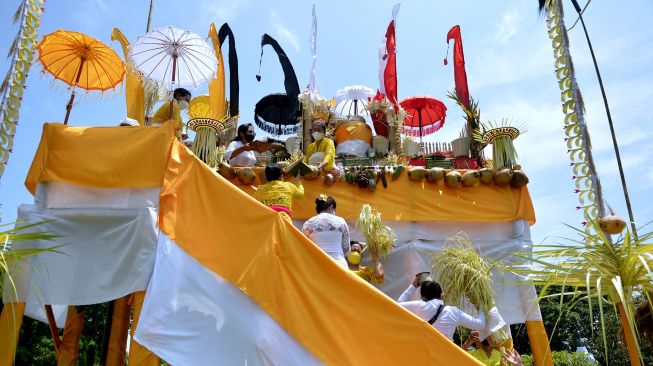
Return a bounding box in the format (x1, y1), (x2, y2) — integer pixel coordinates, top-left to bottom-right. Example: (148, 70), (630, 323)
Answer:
(38, 30), (125, 91)
(37, 30), (125, 124)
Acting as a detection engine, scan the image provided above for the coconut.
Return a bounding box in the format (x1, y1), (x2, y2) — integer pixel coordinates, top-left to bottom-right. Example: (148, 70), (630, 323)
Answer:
(479, 168), (494, 184)
(257, 169), (267, 183)
(462, 171), (480, 187)
(445, 171), (463, 188)
(323, 173), (336, 186)
(427, 168), (446, 183)
(493, 168), (513, 187)
(236, 168), (257, 185)
(599, 215), (627, 234)
(408, 167), (428, 181)
(511, 168), (529, 188)
(218, 162), (236, 180)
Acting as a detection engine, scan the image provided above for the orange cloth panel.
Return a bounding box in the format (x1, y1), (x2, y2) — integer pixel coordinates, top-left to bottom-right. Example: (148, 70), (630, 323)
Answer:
(129, 291), (160, 366)
(0, 302), (25, 366)
(525, 320), (554, 366)
(57, 306), (84, 366)
(105, 295), (131, 366)
(25, 123), (175, 194)
(159, 141), (483, 366)
(233, 167), (536, 224)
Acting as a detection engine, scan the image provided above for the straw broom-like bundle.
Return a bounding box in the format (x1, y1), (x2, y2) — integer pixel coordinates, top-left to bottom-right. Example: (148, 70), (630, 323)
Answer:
(191, 126), (218, 167)
(431, 233), (510, 346)
(357, 204), (395, 259)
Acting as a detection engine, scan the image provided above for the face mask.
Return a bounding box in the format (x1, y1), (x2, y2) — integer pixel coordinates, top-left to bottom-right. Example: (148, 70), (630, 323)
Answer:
(245, 133), (255, 142)
(312, 132), (324, 141)
(179, 100), (189, 110)
(347, 251), (361, 265)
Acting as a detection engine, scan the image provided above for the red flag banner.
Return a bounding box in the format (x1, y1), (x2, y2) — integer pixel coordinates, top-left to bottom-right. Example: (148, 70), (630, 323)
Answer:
(379, 4), (400, 106)
(445, 25), (470, 109)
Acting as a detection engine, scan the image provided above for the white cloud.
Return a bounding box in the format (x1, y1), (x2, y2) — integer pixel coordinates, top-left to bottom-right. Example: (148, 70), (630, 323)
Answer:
(270, 11), (300, 51)
(494, 9), (524, 45)
(201, 0), (249, 23)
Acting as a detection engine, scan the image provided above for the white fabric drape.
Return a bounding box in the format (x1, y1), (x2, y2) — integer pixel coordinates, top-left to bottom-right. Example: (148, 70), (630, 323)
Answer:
(135, 234), (322, 366)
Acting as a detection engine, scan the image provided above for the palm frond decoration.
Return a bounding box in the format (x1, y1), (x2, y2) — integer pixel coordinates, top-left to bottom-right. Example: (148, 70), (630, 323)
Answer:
(431, 233), (511, 346)
(357, 204), (394, 259)
(1, 220), (61, 299)
(474, 119), (525, 170)
(508, 220), (653, 365)
(447, 90), (484, 162)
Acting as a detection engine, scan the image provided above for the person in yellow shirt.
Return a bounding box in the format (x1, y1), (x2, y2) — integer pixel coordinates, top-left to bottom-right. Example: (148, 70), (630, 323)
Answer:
(462, 331), (502, 366)
(347, 241), (384, 285)
(304, 119), (335, 172)
(151, 88), (191, 137)
(253, 164), (304, 221)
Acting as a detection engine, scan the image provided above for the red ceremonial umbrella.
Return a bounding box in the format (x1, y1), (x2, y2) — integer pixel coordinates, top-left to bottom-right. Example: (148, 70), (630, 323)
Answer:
(399, 95), (447, 142)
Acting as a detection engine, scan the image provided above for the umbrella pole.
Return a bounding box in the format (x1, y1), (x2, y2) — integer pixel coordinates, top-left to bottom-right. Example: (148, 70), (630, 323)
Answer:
(354, 100), (358, 115)
(63, 59), (85, 125)
(168, 55), (178, 120)
(418, 108), (423, 146)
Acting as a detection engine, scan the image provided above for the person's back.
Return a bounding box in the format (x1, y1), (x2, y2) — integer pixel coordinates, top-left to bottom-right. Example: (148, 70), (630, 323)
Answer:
(397, 278), (486, 341)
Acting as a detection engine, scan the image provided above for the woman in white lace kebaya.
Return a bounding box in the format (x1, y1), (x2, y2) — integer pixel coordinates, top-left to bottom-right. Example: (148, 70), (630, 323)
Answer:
(302, 195), (351, 268)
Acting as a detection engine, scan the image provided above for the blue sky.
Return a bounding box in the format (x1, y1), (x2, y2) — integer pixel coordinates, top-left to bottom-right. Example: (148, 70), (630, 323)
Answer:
(0, 0), (651, 244)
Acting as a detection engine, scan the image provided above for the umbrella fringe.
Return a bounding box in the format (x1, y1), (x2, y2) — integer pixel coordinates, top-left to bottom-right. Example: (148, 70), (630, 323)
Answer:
(255, 118), (299, 136)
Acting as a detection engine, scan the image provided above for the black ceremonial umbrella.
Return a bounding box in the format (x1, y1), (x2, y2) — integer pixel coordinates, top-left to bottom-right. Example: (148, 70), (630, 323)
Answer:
(254, 34), (300, 136)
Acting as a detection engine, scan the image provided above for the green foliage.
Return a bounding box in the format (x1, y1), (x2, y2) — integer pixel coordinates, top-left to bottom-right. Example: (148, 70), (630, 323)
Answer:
(509, 286), (653, 365)
(7, 302), (109, 366)
(520, 351), (593, 366)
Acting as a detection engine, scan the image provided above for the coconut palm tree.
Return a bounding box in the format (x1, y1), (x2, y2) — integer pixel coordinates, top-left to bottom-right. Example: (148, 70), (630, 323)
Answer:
(511, 220), (653, 365)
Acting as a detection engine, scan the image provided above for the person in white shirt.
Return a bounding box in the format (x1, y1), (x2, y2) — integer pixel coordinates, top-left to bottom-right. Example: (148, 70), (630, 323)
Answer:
(224, 123), (285, 167)
(302, 195), (350, 268)
(397, 276), (486, 341)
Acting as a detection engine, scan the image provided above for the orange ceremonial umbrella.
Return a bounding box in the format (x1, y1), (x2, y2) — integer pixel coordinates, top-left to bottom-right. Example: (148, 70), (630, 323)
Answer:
(37, 30), (125, 124)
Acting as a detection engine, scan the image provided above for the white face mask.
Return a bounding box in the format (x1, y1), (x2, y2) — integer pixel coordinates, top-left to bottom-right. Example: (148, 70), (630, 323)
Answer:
(312, 132), (324, 141)
(179, 100), (189, 110)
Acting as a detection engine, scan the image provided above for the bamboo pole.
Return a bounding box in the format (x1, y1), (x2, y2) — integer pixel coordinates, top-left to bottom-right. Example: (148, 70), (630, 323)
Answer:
(63, 59), (85, 125)
(569, 0), (638, 239)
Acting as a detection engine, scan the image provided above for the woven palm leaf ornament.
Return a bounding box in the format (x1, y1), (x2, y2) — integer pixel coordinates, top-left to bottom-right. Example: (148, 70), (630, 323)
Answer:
(0, 0), (45, 180)
(544, 0), (605, 224)
(474, 120), (523, 170)
(187, 95), (225, 167)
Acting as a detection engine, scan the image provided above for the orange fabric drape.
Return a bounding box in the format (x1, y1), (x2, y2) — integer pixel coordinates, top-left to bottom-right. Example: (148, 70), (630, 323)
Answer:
(208, 23), (227, 121)
(235, 167), (536, 223)
(111, 28), (145, 125)
(105, 295), (131, 366)
(618, 303), (642, 366)
(128, 291), (160, 366)
(57, 306), (84, 366)
(0, 302), (26, 366)
(25, 123), (175, 195)
(525, 320), (554, 366)
(159, 141), (483, 365)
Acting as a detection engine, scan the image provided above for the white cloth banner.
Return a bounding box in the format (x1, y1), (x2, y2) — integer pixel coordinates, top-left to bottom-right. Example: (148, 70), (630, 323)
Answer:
(135, 234), (322, 366)
(294, 219), (541, 325)
(35, 182), (160, 209)
(3, 204), (158, 327)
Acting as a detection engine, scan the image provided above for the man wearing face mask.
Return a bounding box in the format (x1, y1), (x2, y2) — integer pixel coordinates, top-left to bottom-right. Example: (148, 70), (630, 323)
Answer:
(151, 88), (192, 137)
(304, 119), (335, 172)
(224, 123), (285, 167)
(347, 241), (384, 285)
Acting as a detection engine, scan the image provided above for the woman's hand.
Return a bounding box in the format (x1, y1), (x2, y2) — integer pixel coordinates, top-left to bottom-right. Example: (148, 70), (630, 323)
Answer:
(501, 349), (524, 366)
